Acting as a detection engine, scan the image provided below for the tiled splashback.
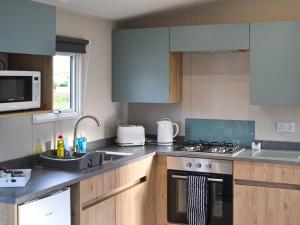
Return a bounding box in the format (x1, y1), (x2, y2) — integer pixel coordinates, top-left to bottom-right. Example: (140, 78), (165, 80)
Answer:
(185, 119), (255, 148)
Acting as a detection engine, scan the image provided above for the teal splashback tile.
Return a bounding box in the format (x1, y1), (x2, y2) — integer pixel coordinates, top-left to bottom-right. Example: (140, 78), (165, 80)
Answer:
(185, 119), (255, 148)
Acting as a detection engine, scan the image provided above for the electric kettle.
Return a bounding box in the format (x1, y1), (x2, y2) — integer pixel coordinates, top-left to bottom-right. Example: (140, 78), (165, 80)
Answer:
(157, 118), (179, 145)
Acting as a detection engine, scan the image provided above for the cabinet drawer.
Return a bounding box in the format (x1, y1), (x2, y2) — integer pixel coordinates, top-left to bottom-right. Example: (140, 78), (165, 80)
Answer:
(116, 159), (147, 188)
(234, 161), (300, 185)
(80, 170), (116, 204)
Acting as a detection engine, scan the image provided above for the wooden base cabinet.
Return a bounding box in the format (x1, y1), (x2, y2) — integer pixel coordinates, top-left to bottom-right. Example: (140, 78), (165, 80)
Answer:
(0, 203), (17, 225)
(73, 157), (155, 225)
(234, 184), (300, 225)
(82, 197), (116, 225)
(154, 156), (168, 225)
(116, 183), (148, 225)
(234, 161), (300, 225)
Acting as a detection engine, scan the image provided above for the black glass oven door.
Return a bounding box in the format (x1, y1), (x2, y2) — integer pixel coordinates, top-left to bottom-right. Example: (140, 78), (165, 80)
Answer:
(168, 171), (188, 223)
(167, 170), (233, 225)
(0, 76), (32, 103)
(209, 177), (232, 225)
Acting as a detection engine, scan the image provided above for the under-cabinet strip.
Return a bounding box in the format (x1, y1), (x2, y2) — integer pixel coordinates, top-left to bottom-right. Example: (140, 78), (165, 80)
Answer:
(234, 179), (300, 190)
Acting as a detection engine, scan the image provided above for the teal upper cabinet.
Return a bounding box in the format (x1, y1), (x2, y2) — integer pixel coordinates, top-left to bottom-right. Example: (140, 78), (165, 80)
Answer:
(112, 27), (182, 103)
(170, 24), (250, 52)
(250, 21), (300, 106)
(0, 0), (56, 56)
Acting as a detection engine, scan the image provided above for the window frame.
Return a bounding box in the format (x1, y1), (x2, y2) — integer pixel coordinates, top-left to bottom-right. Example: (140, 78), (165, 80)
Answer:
(33, 52), (82, 124)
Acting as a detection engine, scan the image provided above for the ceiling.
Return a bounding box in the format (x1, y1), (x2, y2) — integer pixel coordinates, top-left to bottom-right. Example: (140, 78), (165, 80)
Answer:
(33, 0), (216, 20)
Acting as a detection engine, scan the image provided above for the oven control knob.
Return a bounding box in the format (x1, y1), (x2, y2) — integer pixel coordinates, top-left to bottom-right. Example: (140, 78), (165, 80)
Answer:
(186, 162), (192, 168)
(195, 163), (202, 168)
(206, 164), (212, 169)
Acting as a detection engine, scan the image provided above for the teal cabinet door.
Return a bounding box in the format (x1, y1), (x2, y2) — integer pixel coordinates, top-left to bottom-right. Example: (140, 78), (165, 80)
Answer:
(0, 0), (56, 55)
(170, 24), (249, 52)
(250, 21), (300, 106)
(112, 28), (170, 103)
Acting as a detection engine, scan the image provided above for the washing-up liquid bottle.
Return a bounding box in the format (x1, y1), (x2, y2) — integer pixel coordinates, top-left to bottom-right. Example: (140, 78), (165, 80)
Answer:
(76, 133), (87, 153)
(57, 135), (65, 159)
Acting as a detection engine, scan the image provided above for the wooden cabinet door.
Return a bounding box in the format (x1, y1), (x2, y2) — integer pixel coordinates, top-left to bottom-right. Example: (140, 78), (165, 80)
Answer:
(250, 21), (300, 106)
(112, 27), (171, 103)
(116, 183), (148, 225)
(234, 184), (300, 225)
(170, 24), (249, 52)
(82, 197), (116, 225)
(0, 0), (56, 55)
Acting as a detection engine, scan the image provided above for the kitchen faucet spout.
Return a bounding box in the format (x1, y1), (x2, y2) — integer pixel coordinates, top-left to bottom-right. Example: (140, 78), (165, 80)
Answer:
(73, 115), (100, 152)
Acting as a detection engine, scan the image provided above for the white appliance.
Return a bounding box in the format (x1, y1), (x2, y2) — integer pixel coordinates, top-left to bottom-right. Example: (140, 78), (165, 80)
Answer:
(117, 125), (145, 147)
(0, 71), (41, 112)
(18, 188), (71, 225)
(157, 118), (179, 145)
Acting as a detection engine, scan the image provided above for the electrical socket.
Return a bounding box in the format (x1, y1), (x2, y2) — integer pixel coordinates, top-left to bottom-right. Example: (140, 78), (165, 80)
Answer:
(277, 122), (295, 133)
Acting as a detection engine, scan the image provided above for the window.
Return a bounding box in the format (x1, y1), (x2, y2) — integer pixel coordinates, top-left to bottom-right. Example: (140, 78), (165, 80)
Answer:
(33, 52), (82, 123)
(53, 53), (75, 112)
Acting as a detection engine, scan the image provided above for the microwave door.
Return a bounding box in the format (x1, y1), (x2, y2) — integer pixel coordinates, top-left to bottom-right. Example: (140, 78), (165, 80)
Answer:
(0, 76), (32, 103)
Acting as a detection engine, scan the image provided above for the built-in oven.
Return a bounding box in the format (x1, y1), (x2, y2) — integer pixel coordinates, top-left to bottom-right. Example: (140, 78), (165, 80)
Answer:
(167, 156), (233, 225)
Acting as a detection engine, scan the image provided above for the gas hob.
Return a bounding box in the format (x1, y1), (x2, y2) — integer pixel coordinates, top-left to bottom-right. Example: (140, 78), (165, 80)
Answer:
(174, 140), (243, 154)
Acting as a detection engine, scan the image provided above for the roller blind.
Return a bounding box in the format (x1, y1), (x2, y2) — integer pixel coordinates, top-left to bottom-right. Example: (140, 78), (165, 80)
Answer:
(56, 36), (89, 53)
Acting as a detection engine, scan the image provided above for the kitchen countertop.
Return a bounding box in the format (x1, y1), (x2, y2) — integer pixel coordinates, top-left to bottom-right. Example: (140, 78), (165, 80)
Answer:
(0, 145), (159, 204)
(232, 148), (300, 165)
(1, 144), (300, 204)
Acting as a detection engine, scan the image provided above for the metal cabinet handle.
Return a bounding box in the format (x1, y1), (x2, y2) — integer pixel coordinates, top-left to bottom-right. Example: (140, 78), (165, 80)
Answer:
(207, 178), (223, 183)
(171, 175), (223, 183)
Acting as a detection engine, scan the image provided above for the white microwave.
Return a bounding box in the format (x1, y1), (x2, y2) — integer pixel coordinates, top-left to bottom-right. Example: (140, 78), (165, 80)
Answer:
(0, 71), (41, 112)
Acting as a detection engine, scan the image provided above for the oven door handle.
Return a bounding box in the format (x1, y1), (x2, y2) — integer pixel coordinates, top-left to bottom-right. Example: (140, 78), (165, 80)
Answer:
(207, 178), (224, 183)
(171, 175), (223, 183)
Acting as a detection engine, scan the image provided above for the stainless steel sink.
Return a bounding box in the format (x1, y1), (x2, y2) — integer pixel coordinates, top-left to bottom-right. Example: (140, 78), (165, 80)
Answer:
(251, 149), (300, 160)
(102, 151), (133, 164)
(39, 150), (133, 170)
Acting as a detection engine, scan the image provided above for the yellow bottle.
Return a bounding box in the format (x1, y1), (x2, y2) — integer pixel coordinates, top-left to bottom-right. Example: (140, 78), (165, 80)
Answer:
(57, 135), (65, 159)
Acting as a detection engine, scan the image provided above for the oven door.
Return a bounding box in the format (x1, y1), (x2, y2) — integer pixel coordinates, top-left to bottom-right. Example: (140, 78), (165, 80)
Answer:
(0, 76), (33, 104)
(167, 170), (233, 225)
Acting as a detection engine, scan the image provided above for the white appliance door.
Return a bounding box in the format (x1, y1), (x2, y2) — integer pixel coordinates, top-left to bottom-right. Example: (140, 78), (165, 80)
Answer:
(18, 188), (71, 225)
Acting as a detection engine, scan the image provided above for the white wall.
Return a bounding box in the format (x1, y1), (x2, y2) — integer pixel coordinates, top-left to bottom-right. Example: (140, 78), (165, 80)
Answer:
(129, 52), (300, 142)
(0, 10), (127, 162)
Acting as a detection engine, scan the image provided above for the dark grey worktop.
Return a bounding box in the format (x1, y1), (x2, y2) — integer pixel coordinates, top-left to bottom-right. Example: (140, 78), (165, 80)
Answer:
(0, 145), (159, 204)
(232, 148), (300, 165)
(1, 144), (300, 204)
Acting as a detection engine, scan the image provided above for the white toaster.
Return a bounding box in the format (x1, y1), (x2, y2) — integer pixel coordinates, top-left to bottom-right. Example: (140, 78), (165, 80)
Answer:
(117, 125), (145, 147)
